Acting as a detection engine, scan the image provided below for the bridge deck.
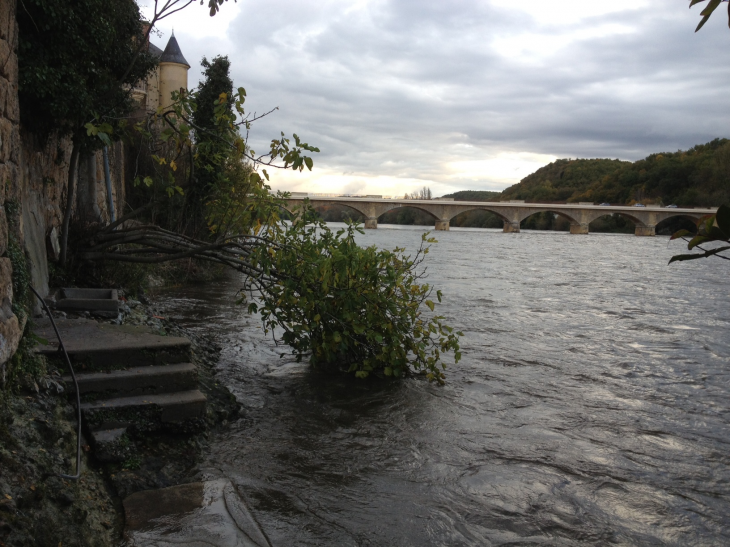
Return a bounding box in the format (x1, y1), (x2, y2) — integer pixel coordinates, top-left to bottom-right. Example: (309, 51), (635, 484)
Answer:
(287, 196), (714, 215)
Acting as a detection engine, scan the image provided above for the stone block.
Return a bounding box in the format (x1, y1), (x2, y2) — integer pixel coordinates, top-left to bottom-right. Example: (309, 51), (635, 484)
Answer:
(503, 221), (521, 233)
(0, 117), (18, 166)
(8, 123), (18, 164)
(0, 38), (9, 81)
(635, 225), (656, 237)
(0, 116), (12, 163)
(0, 256), (11, 302)
(89, 427), (131, 463)
(0, 1), (13, 42)
(0, 206), (7, 254)
(570, 223), (589, 235)
(0, 161), (18, 204)
(5, 77), (18, 123)
(0, 48), (17, 90)
(0, 257), (21, 366)
(0, 75), (7, 118)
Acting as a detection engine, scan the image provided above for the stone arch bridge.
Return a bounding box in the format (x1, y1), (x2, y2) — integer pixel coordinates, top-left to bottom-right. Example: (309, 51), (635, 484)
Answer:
(284, 197), (716, 236)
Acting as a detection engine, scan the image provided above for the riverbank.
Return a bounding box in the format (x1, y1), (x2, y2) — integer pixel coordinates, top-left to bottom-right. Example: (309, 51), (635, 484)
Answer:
(0, 297), (239, 546)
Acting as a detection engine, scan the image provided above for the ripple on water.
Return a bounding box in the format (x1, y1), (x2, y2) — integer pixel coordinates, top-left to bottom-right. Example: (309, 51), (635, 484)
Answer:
(155, 226), (730, 546)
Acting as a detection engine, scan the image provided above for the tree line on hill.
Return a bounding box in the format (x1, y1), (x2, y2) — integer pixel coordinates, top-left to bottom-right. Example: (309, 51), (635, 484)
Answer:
(316, 139), (730, 234)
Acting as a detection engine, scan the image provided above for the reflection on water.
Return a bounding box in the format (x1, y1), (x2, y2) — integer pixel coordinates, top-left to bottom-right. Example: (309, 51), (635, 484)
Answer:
(155, 226), (730, 546)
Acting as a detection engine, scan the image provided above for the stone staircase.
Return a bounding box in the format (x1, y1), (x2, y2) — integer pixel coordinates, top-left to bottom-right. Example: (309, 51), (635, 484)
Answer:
(33, 318), (207, 461)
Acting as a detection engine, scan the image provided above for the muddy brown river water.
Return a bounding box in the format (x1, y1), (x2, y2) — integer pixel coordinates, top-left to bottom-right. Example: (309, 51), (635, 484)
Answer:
(155, 225), (730, 546)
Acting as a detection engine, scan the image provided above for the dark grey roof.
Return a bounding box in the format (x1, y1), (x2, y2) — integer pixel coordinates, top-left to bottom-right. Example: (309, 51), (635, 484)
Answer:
(159, 35), (189, 67)
(148, 42), (163, 58)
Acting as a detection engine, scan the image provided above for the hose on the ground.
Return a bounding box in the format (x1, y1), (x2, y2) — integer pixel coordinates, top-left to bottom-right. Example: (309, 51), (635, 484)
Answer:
(29, 286), (82, 480)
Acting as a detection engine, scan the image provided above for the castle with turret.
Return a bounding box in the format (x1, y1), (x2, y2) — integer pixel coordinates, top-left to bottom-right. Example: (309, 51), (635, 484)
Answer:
(131, 32), (190, 112)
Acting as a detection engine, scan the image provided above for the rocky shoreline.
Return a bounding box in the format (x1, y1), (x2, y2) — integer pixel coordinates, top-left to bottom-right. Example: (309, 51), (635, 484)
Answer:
(0, 296), (239, 546)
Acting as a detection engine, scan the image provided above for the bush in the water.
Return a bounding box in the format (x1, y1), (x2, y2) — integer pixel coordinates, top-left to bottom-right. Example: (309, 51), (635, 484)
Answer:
(247, 207), (463, 383)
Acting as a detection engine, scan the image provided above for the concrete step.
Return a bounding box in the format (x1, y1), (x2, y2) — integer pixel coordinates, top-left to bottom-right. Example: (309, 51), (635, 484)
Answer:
(82, 390), (207, 434)
(64, 363), (198, 398)
(54, 288), (120, 317)
(33, 318), (191, 372)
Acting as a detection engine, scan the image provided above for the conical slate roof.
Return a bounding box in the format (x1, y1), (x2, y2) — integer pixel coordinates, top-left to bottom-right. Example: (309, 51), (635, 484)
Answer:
(160, 34), (189, 67)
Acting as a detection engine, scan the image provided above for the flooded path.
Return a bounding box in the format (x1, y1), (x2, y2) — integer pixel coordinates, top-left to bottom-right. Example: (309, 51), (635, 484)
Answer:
(155, 226), (730, 546)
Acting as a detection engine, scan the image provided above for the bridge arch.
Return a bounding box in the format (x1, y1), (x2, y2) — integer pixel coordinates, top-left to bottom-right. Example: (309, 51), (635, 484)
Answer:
(654, 213), (700, 236)
(308, 202), (368, 223)
(587, 211), (644, 226)
(587, 211), (645, 235)
(448, 207), (507, 229)
(517, 208), (580, 226)
(447, 206), (511, 223)
(378, 204), (440, 225)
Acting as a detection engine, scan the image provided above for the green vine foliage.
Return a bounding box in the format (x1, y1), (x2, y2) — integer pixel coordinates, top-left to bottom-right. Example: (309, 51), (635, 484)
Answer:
(4, 221), (46, 385)
(17, 0), (157, 149)
(247, 209), (463, 383)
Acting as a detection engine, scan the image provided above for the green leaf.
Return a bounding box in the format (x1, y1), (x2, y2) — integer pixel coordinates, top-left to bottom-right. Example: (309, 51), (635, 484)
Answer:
(670, 229), (693, 240)
(425, 300), (435, 312)
(97, 132), (111, 147)
(694, 0), (722, 31)
(700, 0), (722, 16)
(715, 204), (730, 238)
(687, 235), (708, 250)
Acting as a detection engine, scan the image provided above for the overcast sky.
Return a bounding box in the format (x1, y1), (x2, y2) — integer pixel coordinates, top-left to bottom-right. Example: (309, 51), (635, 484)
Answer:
(139, 0), (730, 197)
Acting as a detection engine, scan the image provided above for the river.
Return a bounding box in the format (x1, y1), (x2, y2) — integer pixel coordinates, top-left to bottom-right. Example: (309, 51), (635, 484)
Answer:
(154, 225), (730, 546)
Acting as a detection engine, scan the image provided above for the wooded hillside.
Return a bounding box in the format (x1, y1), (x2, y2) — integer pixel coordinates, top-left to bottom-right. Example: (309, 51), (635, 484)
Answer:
(493, 138), (730, 206)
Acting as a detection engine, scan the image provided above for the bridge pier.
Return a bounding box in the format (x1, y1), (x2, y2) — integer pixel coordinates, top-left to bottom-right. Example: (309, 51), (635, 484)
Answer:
(570, 223), (589, 235)
(364, 218), (378, 229)
(503, 221), (520, 233)
(635, 225), (655, 236)
(435, 220), (449, 231)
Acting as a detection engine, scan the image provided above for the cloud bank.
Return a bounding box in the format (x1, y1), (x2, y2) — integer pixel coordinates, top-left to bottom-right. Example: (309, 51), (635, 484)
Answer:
(142, 0), (730, 196)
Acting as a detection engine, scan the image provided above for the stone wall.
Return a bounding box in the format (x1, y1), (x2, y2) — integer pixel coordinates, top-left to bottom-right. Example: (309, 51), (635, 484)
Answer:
(0, 0), (127, 377)
(0, 0), (23, 377)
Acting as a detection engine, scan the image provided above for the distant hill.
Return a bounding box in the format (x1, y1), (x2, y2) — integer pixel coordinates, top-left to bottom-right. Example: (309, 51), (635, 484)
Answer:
(498, 138), (730, 206)
(499, 158), (628, 202)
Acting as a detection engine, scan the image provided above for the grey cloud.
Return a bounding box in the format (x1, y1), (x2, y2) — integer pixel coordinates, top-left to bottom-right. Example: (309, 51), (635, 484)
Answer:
(166, 0), (730, 192)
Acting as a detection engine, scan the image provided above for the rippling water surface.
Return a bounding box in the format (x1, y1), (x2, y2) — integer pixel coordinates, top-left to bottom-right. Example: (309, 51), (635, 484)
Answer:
(155, 226), (730, 546)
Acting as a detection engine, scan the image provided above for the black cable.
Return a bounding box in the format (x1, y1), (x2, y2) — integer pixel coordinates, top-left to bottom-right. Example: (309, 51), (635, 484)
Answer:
(29, 286), (81, 480)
